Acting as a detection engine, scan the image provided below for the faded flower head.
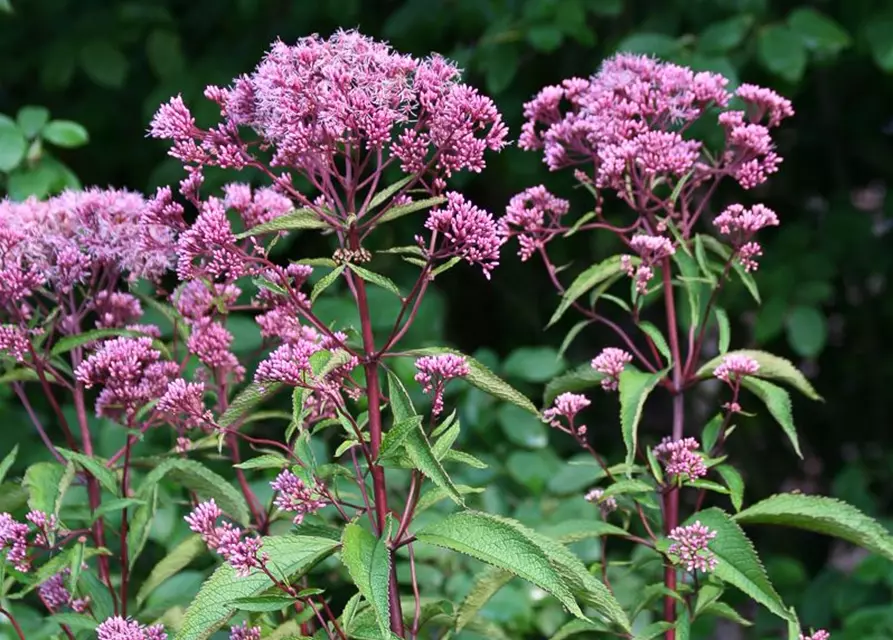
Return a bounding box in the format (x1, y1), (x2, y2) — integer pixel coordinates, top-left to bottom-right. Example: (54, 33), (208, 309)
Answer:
(667, 521), (717, 573)
(500, 185), (570, 261)
(270, 470), (327, 524)
(591, 347), (633, 391)
(714, 354), (760, 384)
(654, 437), (707, 480)
(414, 354), (470, 416)
(543, 392), (591, 437)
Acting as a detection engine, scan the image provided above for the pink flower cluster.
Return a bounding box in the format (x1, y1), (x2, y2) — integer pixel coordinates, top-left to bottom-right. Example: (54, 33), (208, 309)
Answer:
(713, 203), (780, 272)
(75, 337), (178, 419)
(714, 354), (760, 384)
(38, 570), (91, 613)
(96, 616), (167, 640)
(543, 392), (591, 437)
(622, 234), (675, 294)
(499, 186), (570, 261)
(230, 623), (262, 640)
(156, 379), (214, 433)
(654, 437), (707, 480)
(667, 521), (717, 573)
(584, 487), (617, 516)
(270, 470), (327, 525)
(0, 324), (30, 362)
(185, 499), (266, 577)
(421, 192), (504, 279)
(591, 347), (633, 391)
(800, 631), (830, 640)
(0, 512), (29, 570)
(414, 353), (470, 416)
(223, 182), (293, 230)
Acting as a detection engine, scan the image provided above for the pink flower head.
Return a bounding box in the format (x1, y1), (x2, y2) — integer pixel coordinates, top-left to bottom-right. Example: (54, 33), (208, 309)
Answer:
(654, 437), (707, 480)
(230, 623), (262, 640)
(75, 337), (178, 419)
(96, 616), (167, 640)
(254, 341), (319, 387)
(713, 354), (759, 384)
(414, 354), (470, 416)
(736, 84), (794, 128)
(500, 185), (570, 261)
(185, 499), (266, 577)
(667, 521), (717, 573)
(800, 631), (830, 640)
(223, 182), (293, 230)
(39, 572), (72, 610)
(270, 470), (327, 525)
(187, 318), (245, 383)
(156, 379), (214, 431)
(0, 512), (29, 570)
(591, 347), (633, 391)
(176, 197), (246, 281)
(621, 234), (675, 293)
(543, 392), (591, 437)
(0, 324), (30, 362)
(713, 203), (779, 272)
(584, 487), (617, 516)
(423, 192), (503, 279)
(92, 291), (143, 329)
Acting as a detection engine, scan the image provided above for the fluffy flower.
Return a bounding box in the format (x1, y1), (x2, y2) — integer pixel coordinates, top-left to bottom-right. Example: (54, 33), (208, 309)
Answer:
(185, 500), (266, 577)
(667, 521), (717, 573)
(713, 354), (760, 384)
(654, 437), (707, 480)
(187, 318), (244, 382)
(622, 234), (675, 293)
(414, 354), (470, 416)
(500, 185), (570, 261)
(92, 291), (143, 329)
(543, 392), (591, 436)
(156, 379), (214, 431)
(270, 470), (327, 524)
(423, 192), (503, 279)
(591, 348), (633, 391)
(223, 182), (293, 229)
(176, 197), (246, 281)
(713, 203), (779, 271)
(0, 324), (30, 361)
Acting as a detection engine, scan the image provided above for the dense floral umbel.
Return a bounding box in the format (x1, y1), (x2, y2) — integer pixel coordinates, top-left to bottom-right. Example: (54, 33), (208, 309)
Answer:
(421, 192), (503, 279)
(96, 616), (167, 640)
(500, 186), (570, 261)
(667, 521), (718, 573)
(714, 354), (760, 384)
(654, 437), (708, 480)
(270, 470), (327, 524)
(0, 512), (29, 570)
(414, 354), (470, 416)
(591, 348), (633, 391)
(713, 203), (780, 272)
(185, 499), (267, 576)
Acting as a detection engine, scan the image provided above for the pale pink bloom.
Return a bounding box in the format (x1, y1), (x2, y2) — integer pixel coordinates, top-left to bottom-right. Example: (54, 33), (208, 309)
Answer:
(0, 512), (29, 570)
(543, 392), (590, 436)
(584, 488), (617, 515)
(423, 192), (503, 279)
(654, 437), (707, 480)
(414, 354), (470, 416)
(668, 521), (717, 573)
(500, 185), (570, 261)
(270, 470), (327, 525)
(591, 347), (633, 391)
(713, 354), (759, 384)
(230, 623), (262, 640)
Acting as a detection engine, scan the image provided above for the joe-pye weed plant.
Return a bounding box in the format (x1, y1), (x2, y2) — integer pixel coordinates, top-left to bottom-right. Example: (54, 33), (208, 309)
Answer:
(0, 30), (888, 640)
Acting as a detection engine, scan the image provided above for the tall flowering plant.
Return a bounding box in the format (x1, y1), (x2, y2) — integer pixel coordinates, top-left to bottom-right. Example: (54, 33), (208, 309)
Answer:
(496, 53), (893, 639)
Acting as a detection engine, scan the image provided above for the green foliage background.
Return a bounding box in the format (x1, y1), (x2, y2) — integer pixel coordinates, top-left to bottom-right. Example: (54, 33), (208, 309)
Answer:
(2, 0), (893, 637)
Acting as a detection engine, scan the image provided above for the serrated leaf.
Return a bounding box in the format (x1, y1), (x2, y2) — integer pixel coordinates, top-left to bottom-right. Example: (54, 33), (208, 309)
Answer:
(378, 416), (424, 460)
(715, 465), (744, 512)
(92, 497), (146, 521)
(0, 444), (18, 485)
(442, 450), (488, 469)
(230, 594), (297, 612)
(536, 519), (631, 544)
(638, 321), (672, 363)
(548, 255), (629, 327)
(734, 493), (893, 561)
(347, 263), (402, 298)
(137, 534), (207, 606)
(127, 485), (157, 570)
(686, 508), (794, 623)
(175, 535), (340, 640)
(601, 479), (654, 500)
(23, 461), (66, 515)
(57, 448), (118, 494)
(543, 364), (606, 406)
(455, 566), (513, 631)
(404, 347), (537, 414)
(415, 485), (484, 515)
(12, 546), (110, 597)
(310, 266), (345, 304)
(619, 367), (668, 467)
(366, 175), (414, 212)
(551, 619), (611, 639)
(700, 601), (753, 626)
(377, 195), (446, 224)
(741, 378), (803, 458)
(341, 523), (392, 639)
(218, 381), (284, 430)
(235, 208), (327, 238)
(432, 418), (460, 460)
(78, 570), (115, 620)
(140, 458), (251, 525)
(387, 372), (463, 505)
(233, 454), (290, 470)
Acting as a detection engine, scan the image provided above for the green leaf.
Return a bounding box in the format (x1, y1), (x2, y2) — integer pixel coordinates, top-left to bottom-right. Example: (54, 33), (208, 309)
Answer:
(218, 381), (284, 429)
(12, 546), (110, 597)
(602, 479), (654, 500)
(551, 619), (611, 639)
(137, 534), (207, 606)
(757, 24), (807, 82)
(619, 367), (667, 467)
(175, 535), (340, 640)
(235, 208), (327, 238)
(230, 594), (297, 612)
(699, 15), (754, 53)
(377, 195), (446, 224)
(865, 15), (893, 72)
(347, 263), (402, 298)
(787, 8), (851, 56)
(16, 106), (50, 138)
(42, 120), (89, 148)
(57, 448), (118, 494)
(686, 508), (794, 623)
(697, 349), (822, 401)
(455, 566), (513, 631)
(537, 519), (632, 544)
(701, 414), (723, 454)
(715, 307), (731, 354)
(543, 364), (605, 406)
(741, 378), (803, 458)
(233, 453), (290, 470)
(79, 40), (129, 88)
(341, 523), (393, 639)
(127, 485), (157, 570)
(387, 372), (464, 505)
(0, 116), (27, 171)
(503, 346), (565, 383)
(616, 32), (681, 56)
(497, 404), (548, 449)
(558, 320), (591, 359)
(404, 347), (537, 415)
(141, 458), (251, 525)
(0, 444), (18, 486)
(548, 255), (628, 327)
(366, 175), (414, 211)
(23, 461), (65, 515)
(78, 570), (115, 620)
(734, 494), (893, 562)
(48, 612), (98, 632)
(415, 485), (484, 515)
(92, 497), (146, 521)
(700, 601), (753, 626)
(527, 25), (564, 52)
(378, 416), (424, 460)
(715, 465), (744, 512)
(310, 266), (345, 303)
(638, 321), (672, 363)
(785, 306), (827, 358)
(442, 450), (488, 469)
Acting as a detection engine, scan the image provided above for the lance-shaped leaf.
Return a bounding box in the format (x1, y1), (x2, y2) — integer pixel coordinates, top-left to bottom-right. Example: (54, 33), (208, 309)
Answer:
(403, 347), (537, 415)
(127, 485), (157, 570)
(347, 263), (402, 298)
(175, 534), (339, 640)
(619, 367), (668, 467)
(548, 255), (630, 327)
(366, 175), (414, 211)
(697, 349), (822, 401)
(685, 508), (794, 623)
(376, 195), (446, 224)
(341, 523), (393, 639)
(137, 534), (207, 606)
(455, 566), (514, 631)
(23, 461), (66, 516)
(235, 208), (327, 238)
(0, 444), (18, 485)
(50, 327), (167, 357)
(741, 378), (803, 458)
(417, 510), (630, 632)
(543, 364), (606, 407)
(310, 265), (345, 303)
(217, 381), (283, 430)
(57, 448), (118, 494)
(734, 493), (893, 562)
